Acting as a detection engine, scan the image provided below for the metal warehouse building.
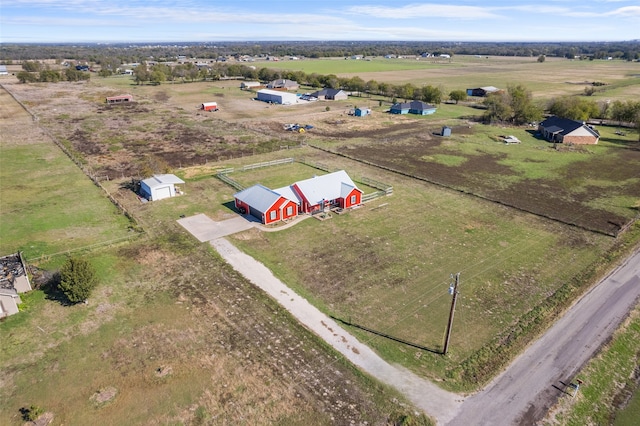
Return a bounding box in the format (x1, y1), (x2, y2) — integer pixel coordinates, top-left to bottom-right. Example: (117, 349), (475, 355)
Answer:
(256, 89), (298, 105)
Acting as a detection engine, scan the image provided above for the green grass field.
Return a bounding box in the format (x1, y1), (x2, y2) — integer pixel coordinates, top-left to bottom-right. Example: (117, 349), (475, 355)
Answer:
(261, 55), (640, 101)
(2, 53), (639, 421)
(0, 124), (134, 260)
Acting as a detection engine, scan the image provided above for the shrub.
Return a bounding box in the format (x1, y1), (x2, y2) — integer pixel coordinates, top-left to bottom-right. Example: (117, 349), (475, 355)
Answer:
(58, 257), (98, 303)
(21, 404), (44, 421)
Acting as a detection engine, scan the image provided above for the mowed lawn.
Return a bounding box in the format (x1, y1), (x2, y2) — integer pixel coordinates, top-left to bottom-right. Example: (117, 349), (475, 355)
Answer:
(0, 88), (133, 259)
(225, 153), (616, 387)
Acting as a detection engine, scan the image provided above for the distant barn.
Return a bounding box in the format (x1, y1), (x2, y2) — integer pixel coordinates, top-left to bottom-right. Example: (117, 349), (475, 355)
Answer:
(466, 86), (500, 97)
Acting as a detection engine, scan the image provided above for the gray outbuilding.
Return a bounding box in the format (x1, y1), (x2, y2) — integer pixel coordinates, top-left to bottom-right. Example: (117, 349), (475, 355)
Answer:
(256, 89), (298, 105)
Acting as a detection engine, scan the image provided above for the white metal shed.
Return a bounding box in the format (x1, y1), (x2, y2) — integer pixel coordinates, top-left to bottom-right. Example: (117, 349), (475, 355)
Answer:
(140, 174), (185, 201)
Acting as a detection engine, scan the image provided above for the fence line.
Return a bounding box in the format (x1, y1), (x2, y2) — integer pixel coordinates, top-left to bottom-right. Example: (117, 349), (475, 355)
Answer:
(216, 173), (244, 191)
(1, 83), (139, 228)
(25, 234), (138, 262)
(298, 158), (334, 173)
(240, 157), (294, 171)
(306, 143), (629, 237)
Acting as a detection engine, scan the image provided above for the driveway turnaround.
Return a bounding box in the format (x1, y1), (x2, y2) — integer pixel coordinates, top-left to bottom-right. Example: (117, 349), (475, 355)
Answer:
(177, 213), (254, 241)
(211, 237), (462, 424)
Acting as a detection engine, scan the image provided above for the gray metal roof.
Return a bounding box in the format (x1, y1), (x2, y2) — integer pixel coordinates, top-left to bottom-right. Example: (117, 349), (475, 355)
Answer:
(234, 184), (284, 214)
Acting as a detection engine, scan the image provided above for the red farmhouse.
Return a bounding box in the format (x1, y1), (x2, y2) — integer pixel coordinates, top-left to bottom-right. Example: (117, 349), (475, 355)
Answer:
(291, 170), (362, 213)
(233, 170), (362, 224)
(234, 184), (298, 225)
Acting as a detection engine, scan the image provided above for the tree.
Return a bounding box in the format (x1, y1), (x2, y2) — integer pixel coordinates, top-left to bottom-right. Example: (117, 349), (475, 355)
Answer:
(483, 92), (513, 123)
(484, 84), (542, 125)
(22, 61), (42, 72)
(58, 257), (98, 303)
(449, 90), (467, 104)
(508, 84), (542, 125)
(16, 71), (38, 83)
(548, 96), (599, 121)
(421, 85), (443, 104)
(133, 64), (150, 85)
(537, 55), (546, 63)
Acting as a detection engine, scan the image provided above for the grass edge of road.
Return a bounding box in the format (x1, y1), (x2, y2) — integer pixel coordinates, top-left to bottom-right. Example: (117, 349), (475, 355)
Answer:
(543, 298), (640, 425)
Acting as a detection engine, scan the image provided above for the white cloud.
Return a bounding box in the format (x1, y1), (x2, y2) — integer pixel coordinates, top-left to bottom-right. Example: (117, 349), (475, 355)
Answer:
(346, 3), (501, 19)
(605, 6), (640, 17)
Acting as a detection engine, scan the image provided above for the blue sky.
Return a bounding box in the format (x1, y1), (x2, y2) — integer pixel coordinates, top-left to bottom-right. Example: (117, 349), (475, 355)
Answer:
(1, 1), (639, 43)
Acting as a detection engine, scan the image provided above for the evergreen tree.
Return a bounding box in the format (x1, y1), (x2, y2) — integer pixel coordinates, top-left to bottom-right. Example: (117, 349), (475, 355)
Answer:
(58, 257), (98, 303)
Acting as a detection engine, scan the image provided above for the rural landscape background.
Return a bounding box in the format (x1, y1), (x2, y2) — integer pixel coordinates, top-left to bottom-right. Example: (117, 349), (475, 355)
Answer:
(1, 38), (640, 425)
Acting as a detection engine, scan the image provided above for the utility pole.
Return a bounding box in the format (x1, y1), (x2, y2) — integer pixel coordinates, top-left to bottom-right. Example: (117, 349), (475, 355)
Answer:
(443, 272), (460, 355)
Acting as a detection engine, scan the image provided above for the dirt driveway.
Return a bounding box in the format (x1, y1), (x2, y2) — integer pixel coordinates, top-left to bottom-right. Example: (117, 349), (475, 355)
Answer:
(210, 237), (462, 424)
(176, 213), (461, 423)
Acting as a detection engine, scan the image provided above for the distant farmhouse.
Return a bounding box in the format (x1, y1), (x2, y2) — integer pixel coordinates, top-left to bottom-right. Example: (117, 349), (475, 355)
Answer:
(538, 116), (600, 145)
(466, 86), (501, 97)
(0, 253), (32, 318)
(266, 79), (299, 91)
(390, 100), (437, 115)
(310, 88), (348, 101)
(234, 170), (363, 225)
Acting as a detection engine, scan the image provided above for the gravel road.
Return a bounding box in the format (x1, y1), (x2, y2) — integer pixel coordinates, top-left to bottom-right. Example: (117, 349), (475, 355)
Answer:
(449, 248), (640, 425)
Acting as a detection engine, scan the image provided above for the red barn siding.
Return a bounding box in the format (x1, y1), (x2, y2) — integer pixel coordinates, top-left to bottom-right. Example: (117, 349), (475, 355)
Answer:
(341, 188), (362, 208)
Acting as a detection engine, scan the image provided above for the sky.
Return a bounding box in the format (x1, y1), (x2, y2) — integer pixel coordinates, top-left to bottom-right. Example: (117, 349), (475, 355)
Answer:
(1, 0), (639, 44)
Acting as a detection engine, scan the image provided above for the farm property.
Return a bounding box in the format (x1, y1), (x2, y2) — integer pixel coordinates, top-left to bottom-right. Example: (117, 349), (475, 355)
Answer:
(1, 54), (639, 422)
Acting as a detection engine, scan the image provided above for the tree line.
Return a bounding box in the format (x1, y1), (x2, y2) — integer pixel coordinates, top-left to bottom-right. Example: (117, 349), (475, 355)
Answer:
(2, 40), (639, 64)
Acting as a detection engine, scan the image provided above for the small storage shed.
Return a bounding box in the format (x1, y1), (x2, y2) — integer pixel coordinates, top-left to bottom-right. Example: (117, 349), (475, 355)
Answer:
(441, 126), (452, 137)
(256, 89), (298, 105)
(106, 94), (133, 104)
(140, 174), (185, 201)
(355, 107), (371, 117)
(201, 102), (218, 111)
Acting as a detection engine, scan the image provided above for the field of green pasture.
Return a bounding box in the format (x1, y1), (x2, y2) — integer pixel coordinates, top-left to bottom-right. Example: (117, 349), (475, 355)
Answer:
(0, 89), (134, 260)
(0, 113), (423, 424)
(217, 150), (622, 391)
(263, 55), (640, 101)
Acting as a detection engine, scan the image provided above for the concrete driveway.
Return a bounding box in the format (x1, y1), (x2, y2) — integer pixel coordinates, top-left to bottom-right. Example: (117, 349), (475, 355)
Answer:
(177, 213), (254, 242)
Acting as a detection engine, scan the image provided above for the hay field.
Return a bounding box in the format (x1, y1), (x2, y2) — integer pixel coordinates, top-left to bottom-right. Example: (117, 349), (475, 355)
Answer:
(266, 55), (640, 100)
